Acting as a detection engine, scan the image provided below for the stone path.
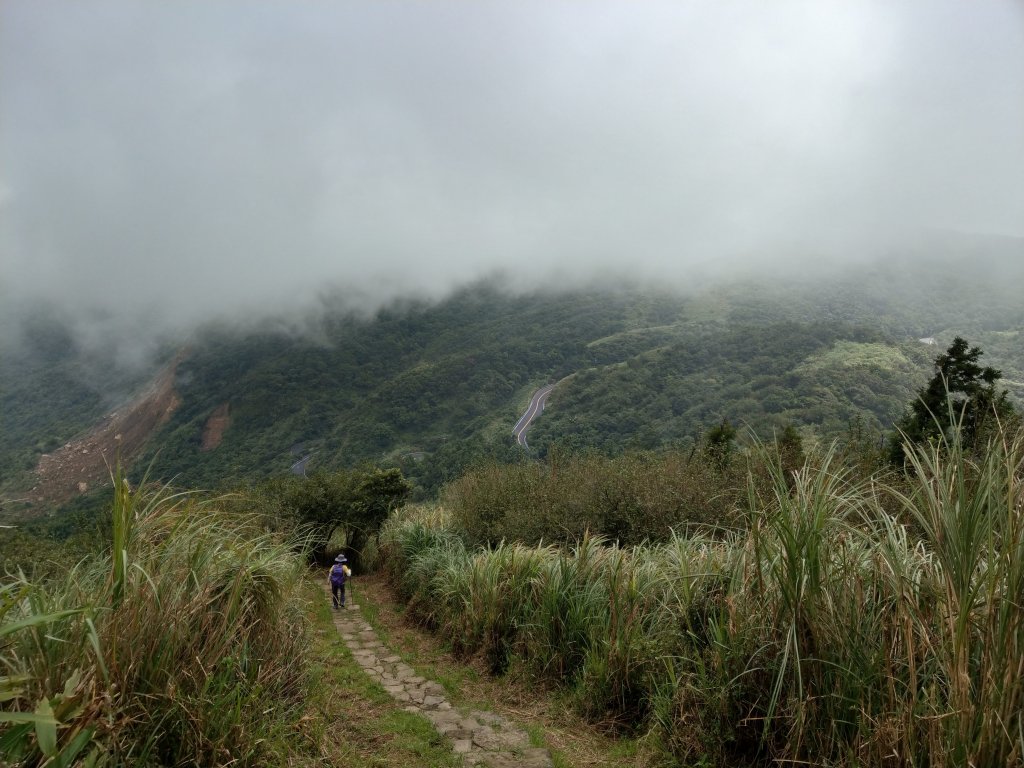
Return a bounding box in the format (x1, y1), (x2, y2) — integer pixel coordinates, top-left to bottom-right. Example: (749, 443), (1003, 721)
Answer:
(328, 593), (553, 768)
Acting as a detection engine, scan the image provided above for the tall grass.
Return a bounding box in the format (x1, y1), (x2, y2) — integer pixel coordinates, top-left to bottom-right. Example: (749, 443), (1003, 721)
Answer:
(378, 425), (1024, 766)
(1, 480), (312, 766)
(880, 424), (1024, 765)
(524, 534), (608, 683)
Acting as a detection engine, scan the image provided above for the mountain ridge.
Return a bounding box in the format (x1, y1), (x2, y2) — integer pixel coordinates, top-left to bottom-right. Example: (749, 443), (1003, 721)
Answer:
(3, 241), (1023, 515)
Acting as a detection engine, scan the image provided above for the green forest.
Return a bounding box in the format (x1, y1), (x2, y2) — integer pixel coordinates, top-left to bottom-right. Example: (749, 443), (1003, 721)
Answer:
(2, 242), (1023, 514)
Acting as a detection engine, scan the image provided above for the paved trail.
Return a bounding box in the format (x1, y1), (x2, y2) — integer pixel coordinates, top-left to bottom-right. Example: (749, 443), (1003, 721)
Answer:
(327, 586), (553, 768)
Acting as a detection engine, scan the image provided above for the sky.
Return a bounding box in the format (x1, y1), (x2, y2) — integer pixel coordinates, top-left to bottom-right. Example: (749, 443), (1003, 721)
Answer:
(1, 1), (1022, 355)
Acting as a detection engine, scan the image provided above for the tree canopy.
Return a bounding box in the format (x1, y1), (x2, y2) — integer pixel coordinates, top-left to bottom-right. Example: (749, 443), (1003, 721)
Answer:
(256, 467), (410, 564)
(890, 336), (1015, 462)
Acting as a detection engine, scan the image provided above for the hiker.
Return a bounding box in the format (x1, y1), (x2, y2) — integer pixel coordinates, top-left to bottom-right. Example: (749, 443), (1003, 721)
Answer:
(329, 554), (352, 610)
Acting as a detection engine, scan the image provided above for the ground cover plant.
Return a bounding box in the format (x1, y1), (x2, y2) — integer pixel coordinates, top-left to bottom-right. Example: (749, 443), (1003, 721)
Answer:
(375, 424), (1024, 766)
(0, 473), (314, 766)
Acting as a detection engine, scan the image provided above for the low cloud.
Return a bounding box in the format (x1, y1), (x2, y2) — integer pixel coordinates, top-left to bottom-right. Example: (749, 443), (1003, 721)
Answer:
(1, 1), (1022, 360)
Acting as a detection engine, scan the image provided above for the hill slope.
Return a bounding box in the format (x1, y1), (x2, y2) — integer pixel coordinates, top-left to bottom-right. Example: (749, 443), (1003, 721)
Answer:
(3, 239), (1023, 512)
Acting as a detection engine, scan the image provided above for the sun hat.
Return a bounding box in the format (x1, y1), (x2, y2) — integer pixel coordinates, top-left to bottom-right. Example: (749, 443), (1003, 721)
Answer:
(335, 554), (348, 563)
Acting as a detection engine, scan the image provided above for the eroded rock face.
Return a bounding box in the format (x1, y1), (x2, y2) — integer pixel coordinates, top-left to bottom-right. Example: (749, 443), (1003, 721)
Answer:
(30, 352), (185, 510)
(327, 586), (553, 768)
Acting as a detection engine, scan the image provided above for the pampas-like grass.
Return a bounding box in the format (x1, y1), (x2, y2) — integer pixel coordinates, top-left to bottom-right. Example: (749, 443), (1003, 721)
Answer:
(378, 425), (1024, 766)
(1, 478), (311, 766)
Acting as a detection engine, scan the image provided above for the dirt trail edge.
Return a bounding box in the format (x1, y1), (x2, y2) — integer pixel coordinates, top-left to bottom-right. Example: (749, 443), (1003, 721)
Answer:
(326, 586), (553, 768)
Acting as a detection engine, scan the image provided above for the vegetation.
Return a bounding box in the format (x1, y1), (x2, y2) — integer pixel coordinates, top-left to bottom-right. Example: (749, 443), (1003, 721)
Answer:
(133, 286), (633, 496)
(374, 423), (1024, 766)
(442, 448), (751, 547)
(4, 242), (1023, 509)
(0, 308), (152, 496)
(890, 335), (1017, 463)
(0, 496), (110, 581)
(440, 423), (869, 549)
(249, 466), (412, 566)
(2, 246), (1023, 764)
(119, 266), (1024, 492)
(0, 476), (315, 766)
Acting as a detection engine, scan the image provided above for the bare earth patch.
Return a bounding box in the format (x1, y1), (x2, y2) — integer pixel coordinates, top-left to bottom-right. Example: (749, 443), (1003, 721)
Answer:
(28, 352), (185, 511)
(200, 402), (231, 451)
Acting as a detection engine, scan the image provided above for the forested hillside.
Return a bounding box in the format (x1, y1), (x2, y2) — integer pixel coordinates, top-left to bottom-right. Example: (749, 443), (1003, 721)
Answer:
(2, 239), (1022, 510)
(529, 240), (1024, 454)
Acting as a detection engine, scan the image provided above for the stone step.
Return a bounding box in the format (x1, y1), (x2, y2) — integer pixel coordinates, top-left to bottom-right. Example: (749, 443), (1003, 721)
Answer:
(323, 582), (552, 767)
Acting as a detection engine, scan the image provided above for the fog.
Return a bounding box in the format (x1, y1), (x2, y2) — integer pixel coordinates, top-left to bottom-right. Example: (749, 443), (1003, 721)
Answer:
(2, 1), (1022, 359)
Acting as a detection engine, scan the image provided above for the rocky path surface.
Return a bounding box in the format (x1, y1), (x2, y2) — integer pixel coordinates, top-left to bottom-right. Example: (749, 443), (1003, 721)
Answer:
(329, 591), (553, 768)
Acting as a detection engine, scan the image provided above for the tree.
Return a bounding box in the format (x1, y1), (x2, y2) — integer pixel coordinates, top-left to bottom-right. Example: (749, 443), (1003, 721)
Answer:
(704, 418), (737, 470)
(257, 467), (411, 565)
(351, 468), (411, 533)
(889, 336), (1015, 463)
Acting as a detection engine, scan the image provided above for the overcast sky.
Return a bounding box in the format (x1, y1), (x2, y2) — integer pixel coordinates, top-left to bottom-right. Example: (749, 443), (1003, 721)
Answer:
(1, 1), (1022, 349)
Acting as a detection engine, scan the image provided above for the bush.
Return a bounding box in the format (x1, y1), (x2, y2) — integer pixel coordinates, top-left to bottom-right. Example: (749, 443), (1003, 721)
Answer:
(443, 450), (750, 547)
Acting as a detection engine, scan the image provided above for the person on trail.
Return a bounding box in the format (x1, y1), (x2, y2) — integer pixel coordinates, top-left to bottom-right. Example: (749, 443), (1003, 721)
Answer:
(329, 554), (352, 610)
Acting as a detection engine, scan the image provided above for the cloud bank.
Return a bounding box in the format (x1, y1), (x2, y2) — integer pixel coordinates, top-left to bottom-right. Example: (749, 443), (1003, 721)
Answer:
(2, 1), (1022, 351)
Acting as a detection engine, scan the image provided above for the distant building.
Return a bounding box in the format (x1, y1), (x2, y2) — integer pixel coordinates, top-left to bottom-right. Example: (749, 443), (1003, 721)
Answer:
(919, 337), (937, 345)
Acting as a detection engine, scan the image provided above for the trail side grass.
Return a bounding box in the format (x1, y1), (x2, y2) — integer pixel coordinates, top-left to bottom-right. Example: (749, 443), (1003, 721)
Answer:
(0, 474), (314, 765)
(352, 573), (647, 768)
(373, 426), (1024, 767)
(0, 473), (468, 767)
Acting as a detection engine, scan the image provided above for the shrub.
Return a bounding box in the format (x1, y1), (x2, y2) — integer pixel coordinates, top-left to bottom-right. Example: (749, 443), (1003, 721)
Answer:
(443, 450), (748, 547)
(250, 467), (411, 567)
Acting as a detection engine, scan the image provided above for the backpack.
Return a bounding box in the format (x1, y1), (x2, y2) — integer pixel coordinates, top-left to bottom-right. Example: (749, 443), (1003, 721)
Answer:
(330, 564), (347, 586)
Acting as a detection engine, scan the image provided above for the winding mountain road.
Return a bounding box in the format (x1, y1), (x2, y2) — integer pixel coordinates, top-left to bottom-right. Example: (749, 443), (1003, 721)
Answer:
(290, 453), (315, 476)
(512, 384), (555, 449)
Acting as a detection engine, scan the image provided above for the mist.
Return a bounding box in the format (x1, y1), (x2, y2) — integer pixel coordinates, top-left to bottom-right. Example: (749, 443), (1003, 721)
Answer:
(2, 1), (1022, 362)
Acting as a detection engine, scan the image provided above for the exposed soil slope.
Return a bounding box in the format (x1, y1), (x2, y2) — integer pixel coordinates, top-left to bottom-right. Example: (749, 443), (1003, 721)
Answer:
(200, 402), (231, 451)
(27, 353), (184, 511)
